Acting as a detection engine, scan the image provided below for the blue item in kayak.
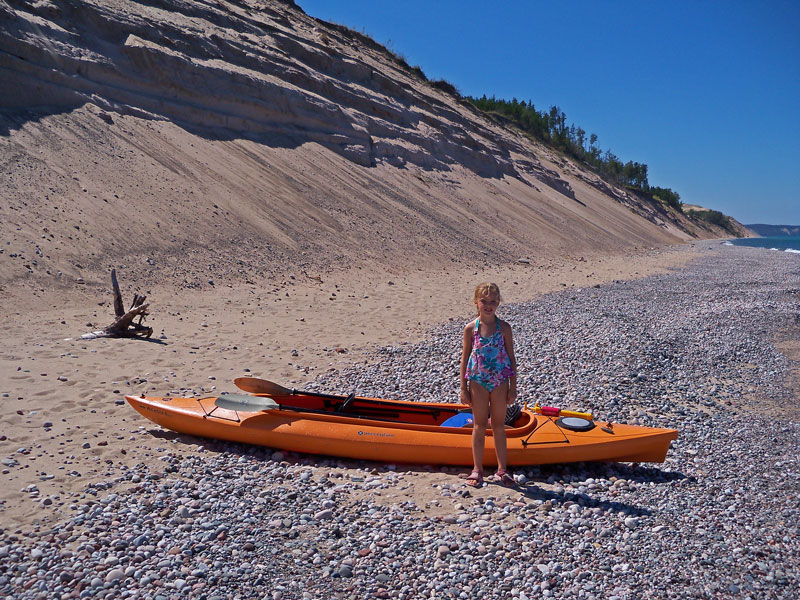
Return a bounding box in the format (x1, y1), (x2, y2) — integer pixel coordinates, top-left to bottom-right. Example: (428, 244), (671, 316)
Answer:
(441, 412), (474, 428)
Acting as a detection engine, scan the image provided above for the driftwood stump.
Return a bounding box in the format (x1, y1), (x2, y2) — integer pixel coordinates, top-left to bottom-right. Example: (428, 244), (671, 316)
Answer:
(83, 269), (153, 339)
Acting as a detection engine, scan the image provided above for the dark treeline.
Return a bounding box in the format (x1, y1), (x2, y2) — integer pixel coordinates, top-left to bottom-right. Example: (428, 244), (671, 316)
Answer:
(686, 208), (733, 231)
(466, 95), (682, 211)
(649, 186), (682, 212)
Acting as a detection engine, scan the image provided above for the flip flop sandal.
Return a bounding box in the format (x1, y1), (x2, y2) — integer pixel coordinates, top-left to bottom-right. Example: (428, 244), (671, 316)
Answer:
(493, 469), (516, 487)
(464, 469), (484, 488)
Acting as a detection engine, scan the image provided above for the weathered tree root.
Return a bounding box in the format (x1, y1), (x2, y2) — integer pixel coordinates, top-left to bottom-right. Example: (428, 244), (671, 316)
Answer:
(83, 269), (153, 339)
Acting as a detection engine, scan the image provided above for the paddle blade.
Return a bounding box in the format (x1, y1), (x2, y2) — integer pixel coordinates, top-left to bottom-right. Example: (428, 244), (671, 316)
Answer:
(233, 377), (292, 396)
(215, 393), (279, 412)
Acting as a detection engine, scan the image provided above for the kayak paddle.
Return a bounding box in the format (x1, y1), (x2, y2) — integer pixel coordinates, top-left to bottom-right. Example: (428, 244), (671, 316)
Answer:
(215, 393), (279, 411)
(234, 377), (292, 395)
(233, 376), (455, 417)
(214, 393), (406, 421)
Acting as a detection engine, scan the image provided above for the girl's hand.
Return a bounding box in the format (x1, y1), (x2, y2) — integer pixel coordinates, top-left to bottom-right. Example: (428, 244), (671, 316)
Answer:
(461, 388), (472, 406)
(506, 388), (518, 405)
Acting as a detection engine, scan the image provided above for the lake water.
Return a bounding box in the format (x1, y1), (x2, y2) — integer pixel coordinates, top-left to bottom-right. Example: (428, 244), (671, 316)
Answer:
(728, 235), (800, 254)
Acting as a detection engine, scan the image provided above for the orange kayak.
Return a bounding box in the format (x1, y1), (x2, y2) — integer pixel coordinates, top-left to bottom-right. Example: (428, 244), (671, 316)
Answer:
(125, 392), (677, 466)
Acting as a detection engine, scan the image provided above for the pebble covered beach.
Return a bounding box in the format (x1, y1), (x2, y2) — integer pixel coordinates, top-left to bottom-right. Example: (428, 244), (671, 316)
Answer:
(1, 245), (798, 600)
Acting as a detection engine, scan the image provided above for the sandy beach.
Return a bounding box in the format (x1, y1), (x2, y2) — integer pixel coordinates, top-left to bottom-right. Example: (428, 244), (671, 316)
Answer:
(1, 243), (799, 599)
(1, 243), (699, 531)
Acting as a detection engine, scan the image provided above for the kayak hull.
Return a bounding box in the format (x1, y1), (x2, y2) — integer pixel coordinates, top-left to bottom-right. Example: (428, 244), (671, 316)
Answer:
(125, 394), (678, 467)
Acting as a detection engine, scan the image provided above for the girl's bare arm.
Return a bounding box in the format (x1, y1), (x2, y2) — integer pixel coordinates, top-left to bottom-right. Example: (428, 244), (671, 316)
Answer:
(460, 323), (473, 404)
(502, 320), (518, 403)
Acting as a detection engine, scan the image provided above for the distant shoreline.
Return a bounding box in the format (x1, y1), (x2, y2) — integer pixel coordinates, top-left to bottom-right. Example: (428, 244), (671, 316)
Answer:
(745, 223), (800, 237)
(729, 235), (800, 253)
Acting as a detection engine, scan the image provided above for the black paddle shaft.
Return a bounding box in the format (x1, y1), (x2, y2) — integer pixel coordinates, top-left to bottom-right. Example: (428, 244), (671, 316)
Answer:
(284, 388), (451, 418)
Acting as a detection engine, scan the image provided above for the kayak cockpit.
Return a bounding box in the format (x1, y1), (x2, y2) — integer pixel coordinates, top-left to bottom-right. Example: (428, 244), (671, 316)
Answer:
(196, 393), (535, 432)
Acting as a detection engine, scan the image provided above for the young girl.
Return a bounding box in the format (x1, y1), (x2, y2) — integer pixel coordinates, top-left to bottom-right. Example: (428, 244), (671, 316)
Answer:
(460, 283), (518, 487)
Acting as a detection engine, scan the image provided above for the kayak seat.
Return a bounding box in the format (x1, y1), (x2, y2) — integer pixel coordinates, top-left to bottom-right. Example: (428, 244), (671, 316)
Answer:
(504, 404), (522, 426)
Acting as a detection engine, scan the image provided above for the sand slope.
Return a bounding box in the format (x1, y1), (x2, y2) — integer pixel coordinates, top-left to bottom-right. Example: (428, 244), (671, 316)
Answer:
(1, 0), (745, 295)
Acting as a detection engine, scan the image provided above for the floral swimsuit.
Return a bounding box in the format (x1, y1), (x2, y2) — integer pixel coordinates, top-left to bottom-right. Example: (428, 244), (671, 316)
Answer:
(465, 318), (515, 392)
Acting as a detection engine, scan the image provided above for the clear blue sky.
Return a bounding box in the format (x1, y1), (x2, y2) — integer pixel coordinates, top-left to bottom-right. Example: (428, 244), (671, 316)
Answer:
(298, 1), (799, 225)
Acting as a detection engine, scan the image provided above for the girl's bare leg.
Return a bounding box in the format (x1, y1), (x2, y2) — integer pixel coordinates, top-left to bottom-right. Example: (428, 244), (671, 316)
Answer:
(489, 382), (510, 471)
(468, 382), (490, 471)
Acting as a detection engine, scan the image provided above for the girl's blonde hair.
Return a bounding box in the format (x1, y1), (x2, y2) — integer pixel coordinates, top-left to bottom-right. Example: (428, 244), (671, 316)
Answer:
(473, 282), (501, 315)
